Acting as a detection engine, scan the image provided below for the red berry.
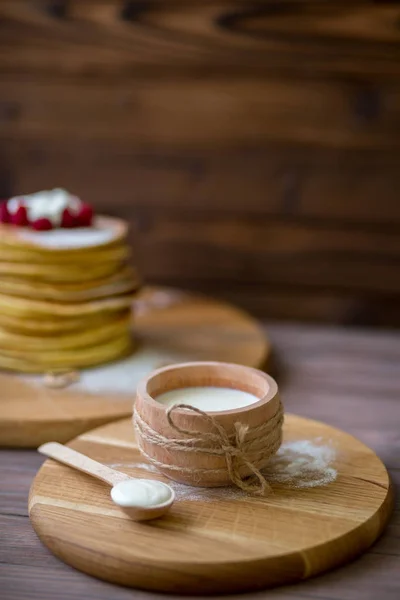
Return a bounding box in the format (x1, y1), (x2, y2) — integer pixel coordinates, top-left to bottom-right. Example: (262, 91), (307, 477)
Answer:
(0, 202), (10, 223)
(11, 205), (29, 226)
(61, 208), (77, 228)
(32, 218), (53, 231)
(76, 203), (93, 227)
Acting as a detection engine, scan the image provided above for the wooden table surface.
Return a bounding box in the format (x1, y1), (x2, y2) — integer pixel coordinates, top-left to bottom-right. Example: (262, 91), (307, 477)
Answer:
(1, 323), (399, 600)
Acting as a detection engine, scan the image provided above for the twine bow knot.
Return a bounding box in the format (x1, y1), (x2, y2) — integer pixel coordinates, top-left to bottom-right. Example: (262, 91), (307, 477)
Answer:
(166, 404), (273, 495)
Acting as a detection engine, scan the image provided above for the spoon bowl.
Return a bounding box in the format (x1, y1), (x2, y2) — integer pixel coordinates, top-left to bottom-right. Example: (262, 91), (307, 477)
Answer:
(110, 478), (175, 521)
(116, 489), (175, 521)
(38, 442), (175, 522)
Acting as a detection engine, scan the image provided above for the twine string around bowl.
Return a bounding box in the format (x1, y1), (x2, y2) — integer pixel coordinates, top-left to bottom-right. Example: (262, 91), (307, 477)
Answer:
(133, 400), (284, 496)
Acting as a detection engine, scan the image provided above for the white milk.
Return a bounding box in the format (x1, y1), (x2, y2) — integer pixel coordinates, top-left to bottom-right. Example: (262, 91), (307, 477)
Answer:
(156, 386), (259, 412)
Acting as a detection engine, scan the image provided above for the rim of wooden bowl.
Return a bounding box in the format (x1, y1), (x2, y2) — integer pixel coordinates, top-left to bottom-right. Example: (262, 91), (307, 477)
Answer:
(136, 360), (278, 417)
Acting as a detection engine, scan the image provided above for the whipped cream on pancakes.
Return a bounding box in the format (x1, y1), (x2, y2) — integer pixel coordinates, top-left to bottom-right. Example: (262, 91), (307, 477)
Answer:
(0, 188), (138, 372)
(19, 227), (117, 249)
(1, 188), (93, 230)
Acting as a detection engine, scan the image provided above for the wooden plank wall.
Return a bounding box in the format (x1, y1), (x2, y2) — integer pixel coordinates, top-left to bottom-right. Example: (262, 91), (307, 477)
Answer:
(1, 0), (400, 325)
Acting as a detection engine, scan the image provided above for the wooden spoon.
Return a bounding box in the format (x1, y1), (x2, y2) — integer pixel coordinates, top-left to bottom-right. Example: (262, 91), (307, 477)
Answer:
(38, 442), (175, 521)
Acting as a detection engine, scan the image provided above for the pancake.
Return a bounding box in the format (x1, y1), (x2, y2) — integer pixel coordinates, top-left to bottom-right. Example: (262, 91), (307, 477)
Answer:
(0, 291), (134, 318)
(0, 244), (131, 264)
(0, 260), (124, 282)
(0, 216), (128, 251)
(0, 332), (134, 373)
(0, 309), (131, 336)
(0, 206), (139, 373)
(0, 315), (131, 352)
(0, 266), (140, 302)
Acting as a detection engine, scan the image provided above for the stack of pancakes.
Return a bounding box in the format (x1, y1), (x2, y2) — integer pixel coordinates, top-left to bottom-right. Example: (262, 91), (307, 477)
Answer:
(0, 216), (140, 373)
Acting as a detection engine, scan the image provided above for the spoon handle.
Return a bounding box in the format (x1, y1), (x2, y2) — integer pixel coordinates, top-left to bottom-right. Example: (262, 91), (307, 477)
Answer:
(38, 442), (130, 487)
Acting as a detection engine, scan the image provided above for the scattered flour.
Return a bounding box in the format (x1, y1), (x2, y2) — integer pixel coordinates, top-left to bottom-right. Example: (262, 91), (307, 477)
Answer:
(263, 439), (337, 488)
(24, 346), (188, 396)
(108, 462), (245, 502)
(133, 289), (187, 317)
(107, 438), (337, 502)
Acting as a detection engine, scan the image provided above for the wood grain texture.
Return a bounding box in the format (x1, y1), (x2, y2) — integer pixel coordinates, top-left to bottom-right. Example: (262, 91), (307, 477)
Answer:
(1, 1), (400, 79)
(2, 1), (400, 323)
(2, 75), (400, 150)
(38, 442), (131, 487)
(7, 141), (400, 225)
(190, 286), (400, 327)
(38, 441), (175, 521)
(136, 216), (400, 292)
(28, 413), (393, 594)
(0, 286), (269, 447)
(1, 323), (399, 599)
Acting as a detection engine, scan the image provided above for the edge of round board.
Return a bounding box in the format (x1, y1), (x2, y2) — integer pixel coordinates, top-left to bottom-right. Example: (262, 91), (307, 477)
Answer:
(0, 286), (270, 447)
(28, 414), (394, 594)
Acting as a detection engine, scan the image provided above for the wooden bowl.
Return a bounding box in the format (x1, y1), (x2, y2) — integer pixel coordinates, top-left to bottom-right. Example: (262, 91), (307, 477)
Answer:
(134, 361), (282, 487)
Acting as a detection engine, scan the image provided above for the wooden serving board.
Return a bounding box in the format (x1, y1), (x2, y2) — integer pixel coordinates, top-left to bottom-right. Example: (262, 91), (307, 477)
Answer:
(29, 414), (393, 594)
(0, 287), (269, 447)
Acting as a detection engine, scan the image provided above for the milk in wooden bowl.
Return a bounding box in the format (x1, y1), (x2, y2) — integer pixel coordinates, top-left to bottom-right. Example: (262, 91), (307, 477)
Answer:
(134, 361), (283, 493)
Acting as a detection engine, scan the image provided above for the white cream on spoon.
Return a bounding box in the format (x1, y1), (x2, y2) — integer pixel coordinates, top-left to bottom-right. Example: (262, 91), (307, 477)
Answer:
(38, 442), (175, 521)
(111, 479), (172, 508)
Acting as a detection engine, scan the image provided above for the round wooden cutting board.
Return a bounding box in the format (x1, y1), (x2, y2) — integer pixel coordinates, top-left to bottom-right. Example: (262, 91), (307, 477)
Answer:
(29, 414), (393, 594)
(0, 287), (269, 447)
